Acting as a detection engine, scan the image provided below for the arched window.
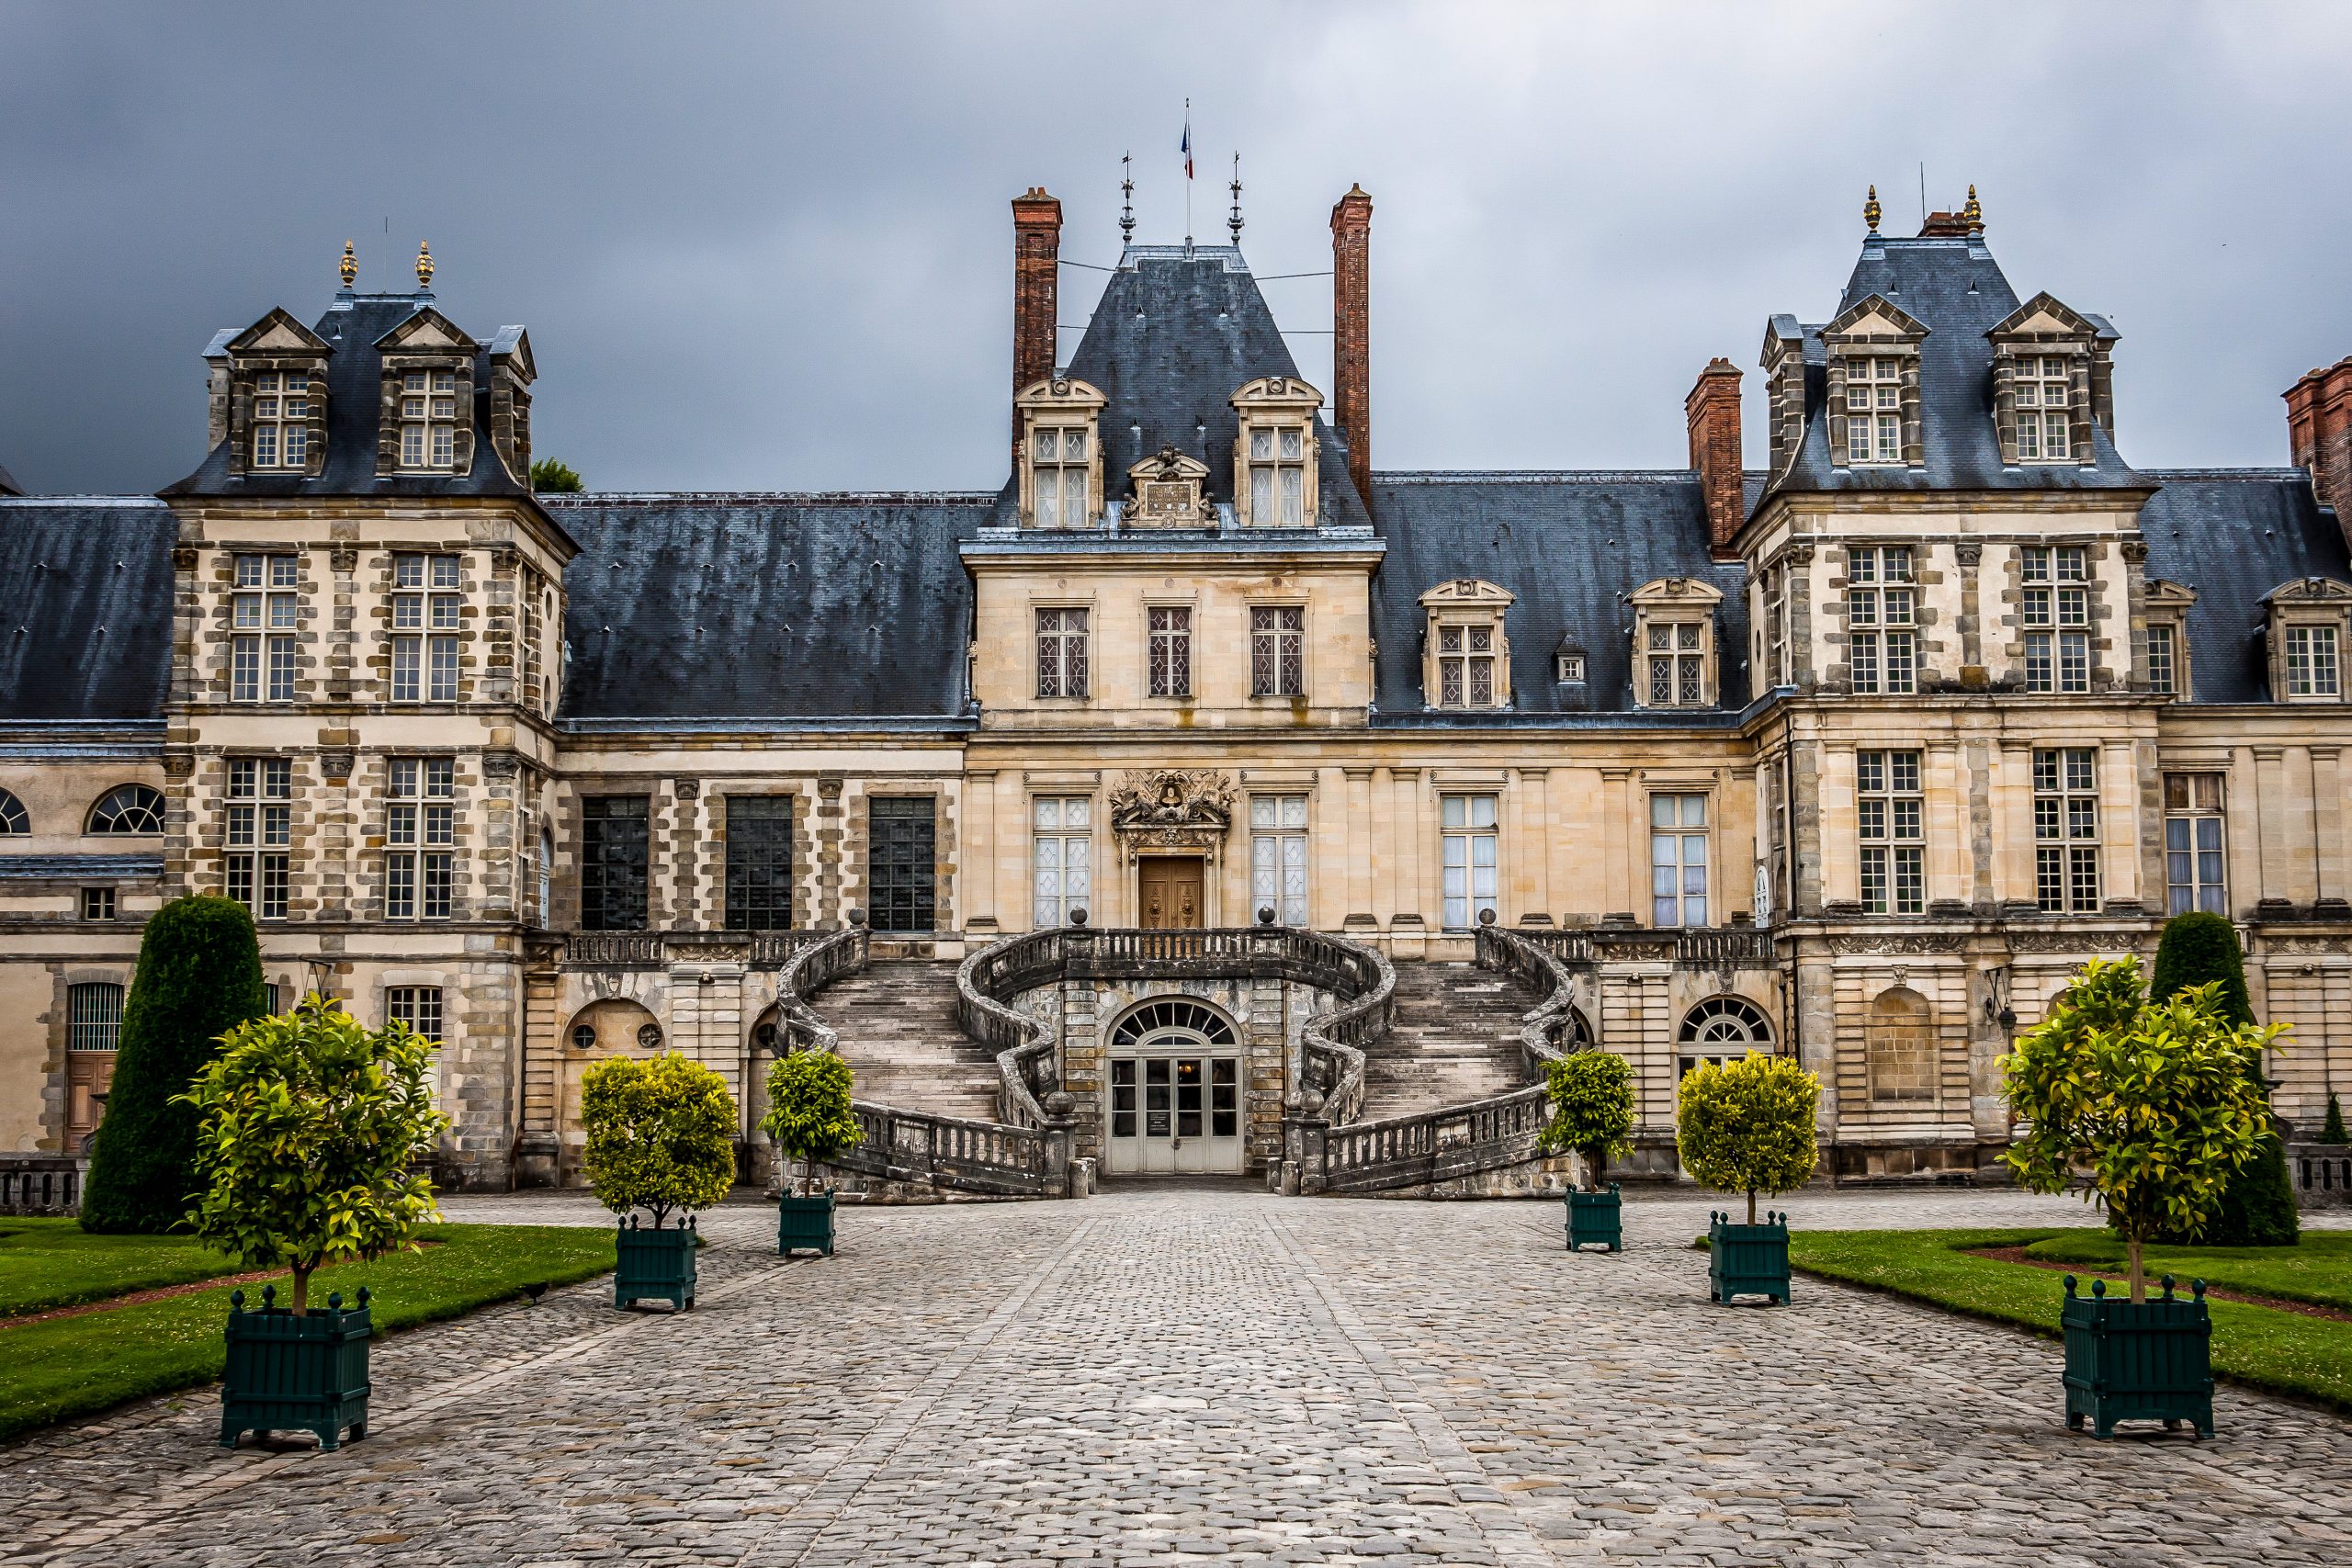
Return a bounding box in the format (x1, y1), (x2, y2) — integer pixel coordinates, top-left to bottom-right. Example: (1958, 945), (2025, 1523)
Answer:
(87, 784), (164, 835)
(1866, 987), (1937, 1102)
(1677, 995), (1772, 1077)
(1109, 997), (1238, 1050)
(0, 788), (26, 835)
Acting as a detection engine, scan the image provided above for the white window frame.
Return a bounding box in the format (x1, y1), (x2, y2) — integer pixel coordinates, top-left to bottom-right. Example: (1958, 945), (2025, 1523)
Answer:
(230, 553), (300, 703)
(1030, 796), (1092, 929)
(2014, 355), (2074, 462)
(386, 985), (444, 1043)
(2164, 772), (2227, 917)
(386, 757), (456, 920)
(1857, 750), (1925, 916)
(2032, 747), (2100, 913)
(224, 756), (291, 920)
(400, 367), (459, 471)
(1246, 423), (1309, 525)
(1250, 795), (1310, 928)
(1847, 547), (1917, 696)
(1650, 793), (1710, 928)
(248, 369), (311, 469)
(2022, 546), (2090, 694)
(2286, 623), (2341, 698)
(1030, 425), (1092, 528)
(391, 553), (462, 702)
(1440, 794), (1498, 929)
(1844, 355), (1903, 465)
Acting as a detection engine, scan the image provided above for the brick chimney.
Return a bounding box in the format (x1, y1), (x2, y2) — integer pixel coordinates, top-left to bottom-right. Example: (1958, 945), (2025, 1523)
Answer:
(2287, 355), (2352, 547)
(1330, 184), (1373, 516)
(1686, 357), (1745, 558)
(1012, 188), (1062, 446)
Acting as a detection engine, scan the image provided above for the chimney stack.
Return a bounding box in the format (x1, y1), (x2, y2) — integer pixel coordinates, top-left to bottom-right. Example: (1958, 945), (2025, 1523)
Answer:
(2287, 355), (2352, 551)
(1012, 188), (1062, 446)
(1686, 358), (1745, 558)
(1330, 184), (1373, 516)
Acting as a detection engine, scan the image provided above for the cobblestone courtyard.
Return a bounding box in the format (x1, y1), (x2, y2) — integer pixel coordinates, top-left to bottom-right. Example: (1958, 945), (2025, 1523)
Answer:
(4, 1188), (2349, 1567)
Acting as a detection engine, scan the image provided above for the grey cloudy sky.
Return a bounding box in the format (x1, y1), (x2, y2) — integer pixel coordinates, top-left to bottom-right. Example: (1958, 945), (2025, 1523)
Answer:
(4, 1), (2348, 496)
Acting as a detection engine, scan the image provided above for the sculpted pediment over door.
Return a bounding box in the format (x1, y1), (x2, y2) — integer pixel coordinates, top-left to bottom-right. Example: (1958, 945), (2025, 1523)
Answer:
(1108, 768), (1235, 857)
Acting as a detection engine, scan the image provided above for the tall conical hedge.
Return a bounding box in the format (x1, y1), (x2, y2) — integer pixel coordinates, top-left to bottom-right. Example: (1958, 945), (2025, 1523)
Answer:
(79, 895), (268, 1234)
(2324, 1092), (2348, 1146)
(2146, 911), (2299, 1247)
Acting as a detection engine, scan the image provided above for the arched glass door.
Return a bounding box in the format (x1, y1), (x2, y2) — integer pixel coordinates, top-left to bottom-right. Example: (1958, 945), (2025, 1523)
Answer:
(1104, 998), (1243, 1175)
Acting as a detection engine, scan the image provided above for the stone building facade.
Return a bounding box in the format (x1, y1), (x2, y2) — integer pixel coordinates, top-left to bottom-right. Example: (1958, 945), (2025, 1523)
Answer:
(5, 192), (2350, 1191)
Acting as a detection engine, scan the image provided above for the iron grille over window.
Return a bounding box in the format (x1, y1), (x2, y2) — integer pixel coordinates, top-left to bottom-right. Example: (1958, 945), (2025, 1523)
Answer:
(581, 795), (650, 931)
(68, 982), (123, 1052)
(867, 797), (936, 932)
(725, 795), (793, 931)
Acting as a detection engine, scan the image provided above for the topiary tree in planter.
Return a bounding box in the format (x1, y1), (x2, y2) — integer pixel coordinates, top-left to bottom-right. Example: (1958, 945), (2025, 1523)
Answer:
(1539, 1051), (1636, 1252)
(581, 1053), (737, 1311)
(762, 1048), (863, 1257)
(2145, 913), (2298, 1247)
(177, 994), (446, 1450)
(1679, 1052), (1819, 1307)
(2324, 1092), (2348, 1146)
(81, 895), (268, 1234)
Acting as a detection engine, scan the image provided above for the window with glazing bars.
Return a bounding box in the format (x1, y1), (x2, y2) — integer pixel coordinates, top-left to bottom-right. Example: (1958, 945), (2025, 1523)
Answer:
(2146, 623), (2177, 696)
(1251, 606), (1305, 697)
(386, 986), (444, 1043)
(1847, 546), (1916, 695)
(2286, 624), (2341, 697)
(1844, 355), (1903, 463)
(1646, 623), (1706, 706)
(1247, 424), (1307, 524)
(1858, 750), (1925, 915)
(1650, 794), (1709, 927)
(390, 553), (462, 702)
(1031, 796), (1091, 928)
(867, 797), (936, 932)
(385, 758), (455, 919)
(231, 553), (300, 702)
(580, 795), (650, 931)
(248, 370), (310, 469)
(2021, 546), (2090, 694)
(1438, 624), (1497, 707)
(725, 795), (793, 931)
(1440, 795), (1497, 928)
(1035, 607), (1088, 697)
(224, 757), (291, 919)
(1250, 795), (1309, 927)
(2033, 748), (2100, 913)
(2014, 355), (2074, 461)
(1030, 426), (1091, 526)
(399, 368), (458, 468)
(1148, 606), (1192, 698)
(2164, 773), (2227, 917)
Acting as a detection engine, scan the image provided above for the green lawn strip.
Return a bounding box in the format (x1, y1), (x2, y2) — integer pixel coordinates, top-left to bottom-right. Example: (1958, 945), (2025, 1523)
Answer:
(0, 1218), (253, 1317)
(2018, 1229), (2352, 1314)
(0, 1223), (614, 1444)
(1781, 1227), (2352, 1415)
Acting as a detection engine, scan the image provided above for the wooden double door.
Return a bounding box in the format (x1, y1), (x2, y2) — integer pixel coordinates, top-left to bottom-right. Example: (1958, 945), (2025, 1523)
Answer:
(1138, 856), (1205, 929)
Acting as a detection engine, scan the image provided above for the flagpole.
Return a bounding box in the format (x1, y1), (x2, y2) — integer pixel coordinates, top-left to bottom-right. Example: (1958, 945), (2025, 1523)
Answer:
(1183, 98), (1193, 247)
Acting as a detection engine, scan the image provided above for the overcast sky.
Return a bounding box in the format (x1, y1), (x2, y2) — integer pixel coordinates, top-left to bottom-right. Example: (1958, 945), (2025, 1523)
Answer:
(4, 1), (2348, 495)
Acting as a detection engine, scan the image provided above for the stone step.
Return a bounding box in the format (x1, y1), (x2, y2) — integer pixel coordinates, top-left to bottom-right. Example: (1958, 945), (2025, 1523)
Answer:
(808, 959), (999, 1122)
(1357, 959), (1541, 1120)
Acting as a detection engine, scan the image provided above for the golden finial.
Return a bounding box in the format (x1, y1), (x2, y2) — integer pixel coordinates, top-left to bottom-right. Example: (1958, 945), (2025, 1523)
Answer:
(1864, 185), (1882, 234)
(415, 240), (435, 291)
(1962, 184), (1983, 231)
(338, 240), (357, 288)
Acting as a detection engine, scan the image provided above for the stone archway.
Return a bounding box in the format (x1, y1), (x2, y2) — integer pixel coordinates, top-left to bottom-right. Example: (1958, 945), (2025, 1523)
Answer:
(557, 998), (664, 1185)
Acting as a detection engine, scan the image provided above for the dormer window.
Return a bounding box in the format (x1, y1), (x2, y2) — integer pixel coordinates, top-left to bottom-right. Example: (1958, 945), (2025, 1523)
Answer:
(401, 369), (459, 469)
(2287, 625), (2340, 697)
(250, 372), (310, 469)
(1032, 426), (1091, 527)
(1555, 650), (1585, 683)
(2262, 577), (2352, 702)
(1231, 377), (1323, 526)
(1248, 425), (1307, 525)
(1440, 625), (1497, 705)
(1419, 580), (1514, 710)
(1844, 356), (1903, 464)
(1646, 624), (1706, 705)
(2014, 355), (2074, 461)
(1629, 578), (1724, 709)
(2142, 580), (2196, 700)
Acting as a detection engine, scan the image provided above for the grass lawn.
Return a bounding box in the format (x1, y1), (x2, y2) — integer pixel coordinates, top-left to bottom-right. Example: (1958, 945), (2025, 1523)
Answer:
(0, 1219), (253, 1317)
(1785, 1226), (2352, 1414)
(0, 1223), (615, 1443)
(2018, 1228), (2352, 1314)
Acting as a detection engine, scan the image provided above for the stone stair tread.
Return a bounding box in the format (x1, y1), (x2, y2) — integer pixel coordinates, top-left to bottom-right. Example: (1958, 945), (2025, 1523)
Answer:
(808, 960), (998, 1121)
(1357, 958), (1542, 1122)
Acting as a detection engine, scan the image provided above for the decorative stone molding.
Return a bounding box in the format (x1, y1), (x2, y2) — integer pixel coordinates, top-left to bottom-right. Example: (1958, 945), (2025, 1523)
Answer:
(1825, 933), (1966, 956)
(331, 546), (357, 574)
(1108, 768), (1235, 858)
(319, 751), (355, 783)
(481, 753), (519, 781)
(673, 777), (700, 799)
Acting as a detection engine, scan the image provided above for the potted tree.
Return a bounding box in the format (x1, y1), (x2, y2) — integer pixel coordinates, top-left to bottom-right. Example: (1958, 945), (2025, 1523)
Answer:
(2003, 955), (2278, 1438)
(1677, 1051), (1819, 1306)
(581, 1053), (738, 1311)
(176, 994), (445, 1450)
(763, 1048), (862, 1257)
(1537, 1051), (1635, 1252)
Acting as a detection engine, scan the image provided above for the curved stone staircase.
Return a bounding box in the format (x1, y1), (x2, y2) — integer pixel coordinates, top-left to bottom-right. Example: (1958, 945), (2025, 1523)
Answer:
(1357, 960), (1541, 1119)
(806, 958), (1000, 1122)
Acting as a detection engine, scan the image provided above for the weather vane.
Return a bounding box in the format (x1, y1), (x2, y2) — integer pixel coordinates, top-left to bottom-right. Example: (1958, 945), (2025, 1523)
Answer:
(1228, 153), (1243, 243)
(1120, 152), (1135, 245)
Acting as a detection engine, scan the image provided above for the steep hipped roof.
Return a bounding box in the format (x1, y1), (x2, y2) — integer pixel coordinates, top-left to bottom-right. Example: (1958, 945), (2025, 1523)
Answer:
(0, 460), (19, 497)
(0, 498), (176, 719)
(163, 292), (537, 502)
(1766, 234), (2143, 500)
(547, 494), (992, 724)
(1368, 473), (1755, 722)
(1000, 246), (1368, 527)
(2138, 470), (2352, 704)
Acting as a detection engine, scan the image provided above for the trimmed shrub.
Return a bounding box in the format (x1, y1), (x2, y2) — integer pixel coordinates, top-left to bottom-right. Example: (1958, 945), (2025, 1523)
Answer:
(2149, 911), (2253, 1024)
(2147, 913), (2298, 1247)
(581, 1054), (739, 1228)
(1537, 1051), (1635, 1189)
(529, 457), (582, 492)
(80, 895), (267, 1234)
(1675, 1052), (1819, 1224)
(762, 1049), (862, 1197)
(2324, 1092), (2348, 1146)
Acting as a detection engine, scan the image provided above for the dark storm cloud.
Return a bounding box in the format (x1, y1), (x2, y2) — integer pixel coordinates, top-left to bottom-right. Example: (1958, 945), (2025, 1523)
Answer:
(4, 1), (2348, 495)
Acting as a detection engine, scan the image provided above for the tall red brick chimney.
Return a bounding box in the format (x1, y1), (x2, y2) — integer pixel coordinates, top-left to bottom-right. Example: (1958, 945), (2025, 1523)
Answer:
(1330, 184), (1373, 515)
(2287, 355), (2352, 549)
(1012, 188), (1062, 446)
(1686, 357), (1745, 558)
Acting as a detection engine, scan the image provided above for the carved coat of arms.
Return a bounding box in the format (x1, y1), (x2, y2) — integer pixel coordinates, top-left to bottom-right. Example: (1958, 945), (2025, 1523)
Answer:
(1107, 768), (1235, 856)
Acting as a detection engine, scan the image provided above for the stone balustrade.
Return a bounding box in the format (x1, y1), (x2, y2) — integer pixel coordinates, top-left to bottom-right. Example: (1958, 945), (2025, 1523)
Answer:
(0, 1153), (87, 1216)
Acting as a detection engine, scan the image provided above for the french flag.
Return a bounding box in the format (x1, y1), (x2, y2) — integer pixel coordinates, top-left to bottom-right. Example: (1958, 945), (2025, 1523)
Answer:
(1181, 116), (1192, 181)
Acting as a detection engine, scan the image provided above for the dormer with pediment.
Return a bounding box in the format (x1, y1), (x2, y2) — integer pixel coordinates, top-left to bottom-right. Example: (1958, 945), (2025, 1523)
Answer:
(1230, 376), (1323, 526)
(2263, 576), (2352, 703)
(1125, 445), (1213, 527)
(2140, 578), (2197, 699)
(375, 308), (481, 477)
(208, 309), (333, 479)
(1987, 292), (2112, 467)
(1016, 376), (1106, 528)
(1628, 577), (1725, 709)
(1823, 295), (1927, 469)
(1419, 578), (1514, 709)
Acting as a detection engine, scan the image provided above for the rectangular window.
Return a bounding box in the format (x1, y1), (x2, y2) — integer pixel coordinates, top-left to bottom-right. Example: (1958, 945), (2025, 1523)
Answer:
(725, 795), (794, 931)
(1645, 622), (1707, 706)
(867, 796), (936, 932)
(81, 886), (117, 921)
(1650, 794), (1710, 927)
(1251, 606), (1306, 698)
(1035, 607), (1089, 698)
(400, 367), (458, 470)
(223, 757), (291, 920)
(247, 370), (311, 469)
(2286, 624), (2341, 697)
(69, 982), (123, 1052)
(1030, 426), (1091, 527)
(2015, 355), (2073, 462)
(1857, 750), (1926, 916)
(1246, 424), (1308, 525)
(1763, 563), (1789, 687)
(1846, 547), (1916, 695)
(386, 986), (444, 1044)
(1440, 795), (1498, 929)
(2164, 773), (2227, 917)
(1031, 796), (1092, 928)
(580, 795), (650, 931)
(1439, 623), (1498, 707)
(390, 554), (461, 702)
(1147, 606), (1193, 699)
(2146, 623), (2177, 696)
(1250, 794), (1310, 928)
(2032, 748), (2101, 913)
(1843, 355), (1904, 464)
(2021, 547), (2089, 693)
(230, 553), (299, 702)
(385, 758), (456, 920)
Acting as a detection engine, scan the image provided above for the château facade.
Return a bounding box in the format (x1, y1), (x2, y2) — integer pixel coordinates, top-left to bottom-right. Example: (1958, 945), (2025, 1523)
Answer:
(5, 186), (2350, 1196)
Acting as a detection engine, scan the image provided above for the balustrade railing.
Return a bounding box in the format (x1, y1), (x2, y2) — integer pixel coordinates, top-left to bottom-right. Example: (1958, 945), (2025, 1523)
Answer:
(1317, 1083), (1553, 1194)
(1674, 927), (1774, 967)
(0, 1154), (87, 1216)
(562, 931), (665, 967)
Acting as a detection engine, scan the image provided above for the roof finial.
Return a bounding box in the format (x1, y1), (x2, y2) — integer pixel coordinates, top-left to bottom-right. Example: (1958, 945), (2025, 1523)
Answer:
(1227, 152), (1243, 243)
(1864, 185), (1882, 235)
(1119, 152), (1135, 245)
(415, 240), (435, 292)
(1962, 183), (1983, 233)
(338, 241), (357, 289)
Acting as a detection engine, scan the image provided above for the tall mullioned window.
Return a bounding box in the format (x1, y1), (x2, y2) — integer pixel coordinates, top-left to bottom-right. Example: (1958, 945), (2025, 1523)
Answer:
(1441, 795), (1498, 929)
(231, 553), (300, 703)
(867, 796), (936, 932)
(1035, 608), (1088, 698)
(725, 795), (793, 931)
(390, 554), (462, 703)
(2014, 355), (2074, 462)
(1857, 750), (1925, 915)
(2021, 546), (2090, 694)
(2145, 623), (2177, 696)
(399, 368), (458, 468)
(2286, 624), (2341, 698)
(1247, 423), (1307, 525)
(249, 370), (310, 469)
(1650, 794), (1710, 927)
(1147, 607), (1192, 699)
(1030, 426), (1091, 527)
(1252, 606), (1305, 698)
(224, 757), (291, 920)
(2033, 747), (2100, 913)
(1031, 796), (1091, 929)
(1250, 795), (1310, 927)
(1844, 355), (1903, 464)
(580, 795), (650, 931)
(1848, 546), (1916, 695)
(385, 758), (455, 920)
(2164, 773), (2227, 917)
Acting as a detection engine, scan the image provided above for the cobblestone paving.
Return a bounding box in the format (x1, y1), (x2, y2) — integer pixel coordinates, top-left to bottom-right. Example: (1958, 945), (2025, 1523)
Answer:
(2, 1187), (2346, 1566)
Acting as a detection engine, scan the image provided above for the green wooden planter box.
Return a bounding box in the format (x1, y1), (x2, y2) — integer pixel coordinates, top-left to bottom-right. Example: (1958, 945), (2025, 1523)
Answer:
(778, 1190), (837, 1257)
(220, 1284), (371, 1450)
(613, 1215), (697, 1311)
(2061, 1273), (2214, 1438)
(1707, 1212), (1791, 1305)
(1566, 1184), (1622, 1252)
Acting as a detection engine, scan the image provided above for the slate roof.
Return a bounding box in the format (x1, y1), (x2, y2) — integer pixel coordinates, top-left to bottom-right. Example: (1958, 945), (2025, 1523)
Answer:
(546, 494), (993, 724)
(163, 292), (537, 502)
(1367, 473), (1755, 722)
(1765, 235), (2143, 501)
(995, 246), (1370, 529)
(0, 498), (176, 720)
(0, 461), (19, 497)
(2139, 469), (2352, 704)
